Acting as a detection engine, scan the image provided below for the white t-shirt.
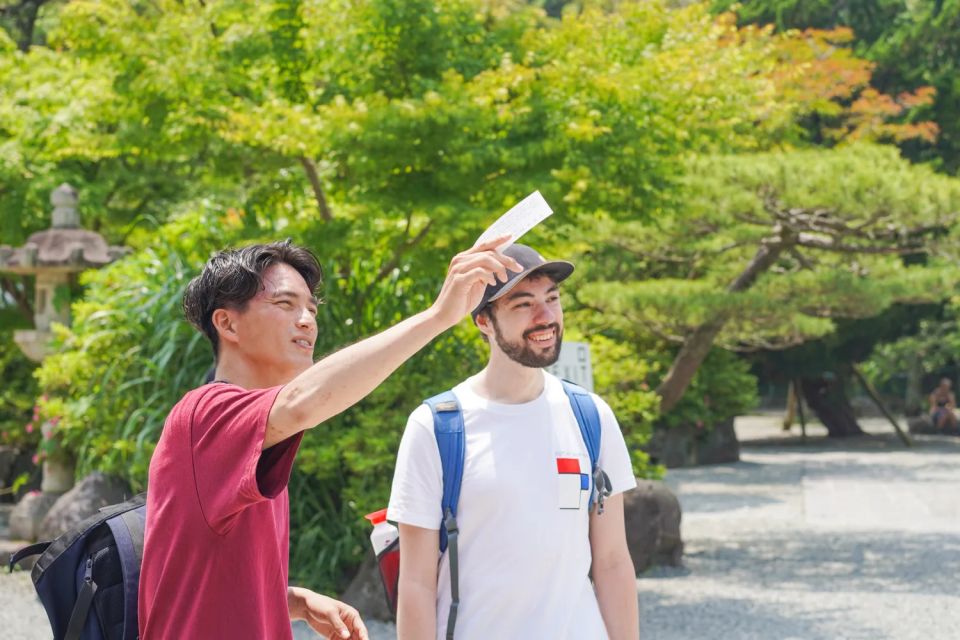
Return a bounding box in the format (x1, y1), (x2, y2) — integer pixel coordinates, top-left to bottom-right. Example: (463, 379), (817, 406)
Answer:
(387, 372), (636, 640)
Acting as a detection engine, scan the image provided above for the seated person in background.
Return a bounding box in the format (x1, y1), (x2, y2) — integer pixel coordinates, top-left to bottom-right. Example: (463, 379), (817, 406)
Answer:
(928, 378), (958, 431)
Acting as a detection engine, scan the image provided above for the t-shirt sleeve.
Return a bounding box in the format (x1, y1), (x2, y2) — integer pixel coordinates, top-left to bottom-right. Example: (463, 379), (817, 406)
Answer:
(190, 384), (302, 533)
(387, 404), (443, 530)
(594, 394), (637, 497)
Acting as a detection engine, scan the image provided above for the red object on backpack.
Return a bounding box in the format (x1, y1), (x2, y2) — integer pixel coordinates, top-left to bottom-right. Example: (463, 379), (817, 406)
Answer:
(364, 509), (401, 614)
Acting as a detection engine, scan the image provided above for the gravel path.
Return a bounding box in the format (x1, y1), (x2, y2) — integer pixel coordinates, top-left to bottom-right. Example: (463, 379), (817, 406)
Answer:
(640, 417), (960, 639)
(4, 416), (958, 639)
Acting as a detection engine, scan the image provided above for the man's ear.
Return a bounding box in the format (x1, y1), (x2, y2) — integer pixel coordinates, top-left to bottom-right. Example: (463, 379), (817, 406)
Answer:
(211, 308), (240, 346)
(474, 310), (495, 340)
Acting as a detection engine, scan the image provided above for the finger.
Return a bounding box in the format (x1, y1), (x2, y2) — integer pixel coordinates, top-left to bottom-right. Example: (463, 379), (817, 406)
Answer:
(468, 238), (522, 270)
(304, 617), (328, 634)
(472, 234), (513, 251)
(342, 608), (369, 640)
(456, 267), (498, 289)
(449, 253), (513, 282)
(452, 242), (522, 274)
(325, 610), (351, 639)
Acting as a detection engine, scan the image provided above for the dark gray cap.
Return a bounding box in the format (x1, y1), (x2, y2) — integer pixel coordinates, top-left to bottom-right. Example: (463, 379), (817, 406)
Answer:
(471, 244), (574, 319)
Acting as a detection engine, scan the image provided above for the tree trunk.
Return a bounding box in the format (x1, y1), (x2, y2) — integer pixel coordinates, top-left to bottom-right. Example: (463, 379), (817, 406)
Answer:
(657, 240), (786, 413)
(656, 319), (726, 413)
(799, 374), (865, 437)
(9, 0), (47, 52)
(904, 353), (924, 417)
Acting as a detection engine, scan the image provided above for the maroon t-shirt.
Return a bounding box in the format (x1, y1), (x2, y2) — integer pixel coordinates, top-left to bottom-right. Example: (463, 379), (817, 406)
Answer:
(139, 383), (303, 639)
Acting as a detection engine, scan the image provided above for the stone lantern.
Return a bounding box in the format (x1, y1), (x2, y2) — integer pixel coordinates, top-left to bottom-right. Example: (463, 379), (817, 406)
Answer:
(0, 185), (125, 503)
(0, 184), (126, 362)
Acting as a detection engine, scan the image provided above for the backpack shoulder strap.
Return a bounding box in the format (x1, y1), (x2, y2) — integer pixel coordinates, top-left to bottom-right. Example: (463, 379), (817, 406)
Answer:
(561, 380), (607, 511)
(424, 390), (465, 640)
(423, 390), (465, 553)
(105, 504), (146, 640)
(561, 380), (601, 469)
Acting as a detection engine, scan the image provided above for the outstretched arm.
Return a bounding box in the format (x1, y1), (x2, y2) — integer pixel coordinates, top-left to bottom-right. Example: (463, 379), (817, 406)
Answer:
(590, 493), (640, 640)
(264, 238), (519, 448)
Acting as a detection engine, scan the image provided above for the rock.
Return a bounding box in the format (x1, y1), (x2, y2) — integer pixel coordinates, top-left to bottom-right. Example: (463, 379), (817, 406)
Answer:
(38, 472), (131, 541)
(340, 554), (395, 622)
(647, 419), (741, 468)
(646, 424), (698, 468)
(623, 480), (683, 573)
(696, 417), (740, 465)
(9, 491), (60, 542)
(909, 414), (960, 435)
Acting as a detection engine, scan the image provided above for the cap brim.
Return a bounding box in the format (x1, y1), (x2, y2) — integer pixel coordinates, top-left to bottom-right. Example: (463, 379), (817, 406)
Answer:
(487, 260), (575, 304)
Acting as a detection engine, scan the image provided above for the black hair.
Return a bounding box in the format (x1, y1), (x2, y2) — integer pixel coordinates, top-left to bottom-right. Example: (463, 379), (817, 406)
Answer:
(183, 240), (322, 356)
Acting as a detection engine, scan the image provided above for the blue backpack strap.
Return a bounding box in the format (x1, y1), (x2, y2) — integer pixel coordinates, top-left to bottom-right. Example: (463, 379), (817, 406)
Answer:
(424, 390), (465, 640)
(561, 380), (610, 513)
(424, 390), (465, 553)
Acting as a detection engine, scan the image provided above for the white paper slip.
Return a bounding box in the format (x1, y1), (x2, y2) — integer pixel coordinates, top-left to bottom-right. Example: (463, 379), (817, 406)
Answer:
(475, 190), (553, 248)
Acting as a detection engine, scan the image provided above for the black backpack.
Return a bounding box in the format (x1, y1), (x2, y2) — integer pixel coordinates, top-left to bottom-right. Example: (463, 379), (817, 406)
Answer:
(8, 493), (146, 640)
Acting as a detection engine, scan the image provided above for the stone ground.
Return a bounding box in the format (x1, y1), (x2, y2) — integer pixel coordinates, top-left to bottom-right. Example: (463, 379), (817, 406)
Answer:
(3, 415), (958, 639)
(639, 416), (960, 640)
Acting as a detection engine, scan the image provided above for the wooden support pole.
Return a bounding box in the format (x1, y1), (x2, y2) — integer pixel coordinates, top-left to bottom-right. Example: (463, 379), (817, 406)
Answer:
(851, 365), (912, 447)
(794, 379), (807, 444)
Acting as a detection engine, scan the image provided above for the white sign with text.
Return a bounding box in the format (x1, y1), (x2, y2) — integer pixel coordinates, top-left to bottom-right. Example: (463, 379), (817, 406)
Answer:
(545, 341), (593, 392)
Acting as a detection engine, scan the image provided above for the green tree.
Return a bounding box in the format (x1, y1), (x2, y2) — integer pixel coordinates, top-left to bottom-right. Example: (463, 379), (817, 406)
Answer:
(717, 0), (960, 172)
(580, 144), (960, 435)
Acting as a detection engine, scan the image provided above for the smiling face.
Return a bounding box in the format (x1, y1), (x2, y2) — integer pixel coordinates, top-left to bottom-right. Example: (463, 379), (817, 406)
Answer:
(480, 273), (563, 368)
(214, 262), (319, 385)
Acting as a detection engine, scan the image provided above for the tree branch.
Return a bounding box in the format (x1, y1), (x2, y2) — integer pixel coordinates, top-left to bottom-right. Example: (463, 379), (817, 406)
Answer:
(796, 233), (926, 254)
(299, 156), (333, 222)
(375, 221), (433, 283)
(724, 333), (807, 353)
(656, 236), (788, 412)
(0, 275), (34, 320)
(359, 219), (436, 311)
(788, 246), (816, 270)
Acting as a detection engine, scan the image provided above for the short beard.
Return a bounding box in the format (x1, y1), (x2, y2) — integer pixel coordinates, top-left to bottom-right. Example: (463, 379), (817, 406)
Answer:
(489, 314), (563, 368)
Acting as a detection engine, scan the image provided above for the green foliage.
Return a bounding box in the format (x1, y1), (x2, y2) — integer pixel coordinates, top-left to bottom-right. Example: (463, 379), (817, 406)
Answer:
(568, 332), (661, 478)
(34, 209), (237, 487)
(581, 144), (960, 353)
(720, 0), (960, 172)
(0, 345), (40, 448)
(7, 0), (959, 592)
(660, 348), (759, 430)
(713, 0), (906, 45)
(868, 1), (960, 172)
(862, 298), (960, 392)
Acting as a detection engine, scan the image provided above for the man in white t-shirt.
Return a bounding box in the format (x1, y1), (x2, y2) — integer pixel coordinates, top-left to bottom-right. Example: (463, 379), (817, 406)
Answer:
(387, 244), (639, 640)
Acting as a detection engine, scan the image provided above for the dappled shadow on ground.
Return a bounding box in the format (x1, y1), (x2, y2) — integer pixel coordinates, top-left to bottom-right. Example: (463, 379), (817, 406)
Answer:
(638, 590), (863, 640)
(674, 491), (785, 513)
(741, 432), (960, 454)
(668, 438), (959, 489)
(683, 530), (960, 597)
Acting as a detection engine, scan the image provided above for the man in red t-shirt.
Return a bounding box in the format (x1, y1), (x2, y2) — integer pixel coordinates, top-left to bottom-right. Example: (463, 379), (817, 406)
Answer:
(139, 238), (519, 639)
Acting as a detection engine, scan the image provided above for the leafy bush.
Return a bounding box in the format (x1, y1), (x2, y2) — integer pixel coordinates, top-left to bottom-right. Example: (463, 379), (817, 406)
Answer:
(35, 209), (237, 486)
(0, 342), (40, 450)
(577, 333), (661, 478)
(657, 348), (759, 430)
